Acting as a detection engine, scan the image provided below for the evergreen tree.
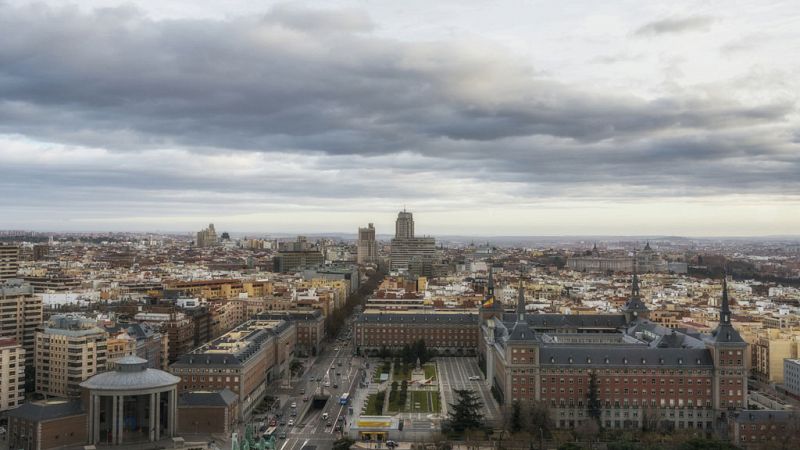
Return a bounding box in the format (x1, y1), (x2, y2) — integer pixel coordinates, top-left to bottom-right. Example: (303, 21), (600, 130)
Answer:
(510, 401), (523, 433)
(587, 371), (601, 425)
(446, 389), (485, 434)
(332, 436), (355, 450)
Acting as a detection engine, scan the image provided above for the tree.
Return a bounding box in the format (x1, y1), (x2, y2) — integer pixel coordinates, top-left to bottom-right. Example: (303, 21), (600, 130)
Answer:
(510, 401), (523, 433)
(445, 389), (485, 435)
(289, 359), (304, 377)
(587, 371), (601, 426)
(379, 345), (390, 359)
(332, 436), (355, 450)
(525, 401), (553, 440)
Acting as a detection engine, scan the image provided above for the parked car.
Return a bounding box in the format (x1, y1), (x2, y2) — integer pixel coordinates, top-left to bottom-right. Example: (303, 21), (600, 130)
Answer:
(468, 375), (481, 380)
(303, 396), (309, 402)
(279, 432), (287, 439)
(290, 402), (297, 408)
(333, 383), (338, 389)
(288, 419), (295, 426)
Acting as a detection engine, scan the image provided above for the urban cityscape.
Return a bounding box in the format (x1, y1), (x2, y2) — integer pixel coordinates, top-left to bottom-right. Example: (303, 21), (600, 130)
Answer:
(1, 1), (800, 450)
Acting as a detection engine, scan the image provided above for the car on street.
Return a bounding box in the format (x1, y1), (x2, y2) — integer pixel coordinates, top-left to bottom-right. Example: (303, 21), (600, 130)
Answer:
(322, 412), (329, 420)
(303, 396), (308, 401)
(468, 375), (481, 380)
(334, 424), (342, 432)
(299, 388), (305, 395)
(326, 421), (332, 427)
(279, 420), (286, 426)
(290, 402), (297, 408)
(279, 432), (287, 439)
(333, 383), (338, 388)
(290, 410), (297, 417)
(334, 347), (339, 351)
(288, 419), (295, 426)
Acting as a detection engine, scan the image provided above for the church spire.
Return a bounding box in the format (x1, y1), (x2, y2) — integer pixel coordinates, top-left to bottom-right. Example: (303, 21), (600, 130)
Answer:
(516, 277), (526, 322)
(631, 250), (640, 298)
(720, 274), (731, 325)
(487, 265), (494, 297)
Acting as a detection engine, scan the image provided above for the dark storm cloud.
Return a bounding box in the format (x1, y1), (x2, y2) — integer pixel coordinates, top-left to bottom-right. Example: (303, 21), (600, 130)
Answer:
(0, 2), (798, 210)
(634, 16), (716, 36)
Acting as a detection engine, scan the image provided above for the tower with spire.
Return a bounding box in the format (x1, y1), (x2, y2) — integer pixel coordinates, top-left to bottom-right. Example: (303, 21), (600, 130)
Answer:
(623, 251), (649, 323)
(706, 273), (747, 417)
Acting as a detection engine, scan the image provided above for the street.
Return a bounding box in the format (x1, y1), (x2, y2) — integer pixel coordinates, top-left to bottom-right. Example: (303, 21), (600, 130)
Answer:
(274, 319), (364, 450)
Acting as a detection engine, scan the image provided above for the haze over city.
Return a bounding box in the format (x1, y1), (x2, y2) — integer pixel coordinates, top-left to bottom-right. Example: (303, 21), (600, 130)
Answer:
(1, 0), (799, 235)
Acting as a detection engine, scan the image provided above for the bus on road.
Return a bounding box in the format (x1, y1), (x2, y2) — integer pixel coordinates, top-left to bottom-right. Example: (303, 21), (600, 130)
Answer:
(339, 393), (350, 405)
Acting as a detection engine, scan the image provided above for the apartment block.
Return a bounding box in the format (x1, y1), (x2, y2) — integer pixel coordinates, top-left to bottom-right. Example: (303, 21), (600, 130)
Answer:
(35, 315), (108, 398)
(0, 244), (20, 279)
(0, 338), (25, 412)
(0, 279), (43, 367)
(169, 319), (296, 419)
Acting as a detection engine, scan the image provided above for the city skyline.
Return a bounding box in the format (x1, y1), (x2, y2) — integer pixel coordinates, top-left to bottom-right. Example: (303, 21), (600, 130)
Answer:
(1, 0), (799, 235)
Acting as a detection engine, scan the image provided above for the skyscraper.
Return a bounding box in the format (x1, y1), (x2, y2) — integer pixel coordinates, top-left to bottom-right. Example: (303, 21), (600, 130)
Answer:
(196, 223), (218, 248)
(389, 210), (436, 275)
(357, 223), (377, 264)
(395, 210), (414, 239)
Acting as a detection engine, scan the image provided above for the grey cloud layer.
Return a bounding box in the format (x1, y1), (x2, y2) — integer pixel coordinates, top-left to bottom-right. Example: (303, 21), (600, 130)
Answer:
(0, 3), (798, 211)
(634, 16), (716, 36)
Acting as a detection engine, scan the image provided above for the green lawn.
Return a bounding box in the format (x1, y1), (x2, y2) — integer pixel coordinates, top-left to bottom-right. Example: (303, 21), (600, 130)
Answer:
(364, 392), (385, 415)
(393, 362), (411, 381)
(423, 363), (437, 381)
(408, 390), (441, 413)
(372, 361), (391, 382)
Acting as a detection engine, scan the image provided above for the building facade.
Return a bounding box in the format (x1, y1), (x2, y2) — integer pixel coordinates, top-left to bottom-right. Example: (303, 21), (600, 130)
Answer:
(0, 338), (25, 412)
(479, 270), (747, 432)
(35, 315), (108, 398)
(0, 243), (20, 279)
(0, 279), (43, 367)
(169, 319), (296, 419)
(389, 210), (437, 275)
(353, 311), (479, 355)
(196, 223), (218, 248)
(357, 223), (378, 264)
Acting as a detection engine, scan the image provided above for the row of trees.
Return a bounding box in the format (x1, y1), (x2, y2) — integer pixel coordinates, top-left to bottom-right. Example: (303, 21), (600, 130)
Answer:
(388, 380), (409, 410)
(325, 266), (387, 338)
(377, 338), (432, 364)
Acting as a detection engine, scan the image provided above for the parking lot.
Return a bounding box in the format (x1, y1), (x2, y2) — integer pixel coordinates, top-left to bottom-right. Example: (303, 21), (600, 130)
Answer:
(437, 358), (500, 424)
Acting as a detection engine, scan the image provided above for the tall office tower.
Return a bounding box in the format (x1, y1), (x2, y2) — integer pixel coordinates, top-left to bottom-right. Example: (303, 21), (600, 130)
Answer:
(0, 244), (20, 279)
(357, 223), (378, 264)
(35, 315), (108, 398)
(0, 338), (25, 412)
(395, 210), (414, 239)
(390, 210), (436, 275)
(0, 279), (43, 367)
(196, 223), (218, 248)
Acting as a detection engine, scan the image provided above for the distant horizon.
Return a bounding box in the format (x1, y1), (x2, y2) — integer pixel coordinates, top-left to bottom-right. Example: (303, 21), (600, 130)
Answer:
(3, 228), (799, 241)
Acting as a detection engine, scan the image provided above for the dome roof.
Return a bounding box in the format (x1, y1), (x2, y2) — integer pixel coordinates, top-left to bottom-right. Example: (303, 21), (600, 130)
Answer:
(81, 356), (180, 391)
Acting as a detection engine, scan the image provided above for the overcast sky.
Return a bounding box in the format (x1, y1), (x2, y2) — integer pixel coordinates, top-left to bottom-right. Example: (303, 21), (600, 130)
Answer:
(1, 0), (798, 236)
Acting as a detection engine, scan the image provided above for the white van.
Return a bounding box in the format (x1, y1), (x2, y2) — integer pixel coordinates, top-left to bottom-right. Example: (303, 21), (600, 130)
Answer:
(322, 412), (329, 420)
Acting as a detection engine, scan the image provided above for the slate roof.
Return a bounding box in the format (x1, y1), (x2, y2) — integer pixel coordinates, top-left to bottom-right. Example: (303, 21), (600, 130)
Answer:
(7, 400), (84, 422)
(81, 356), (180, 391)
(179, 389), (238, 407)
(733, 410), (794, 423)
(539, 346), (714, 368)
(356, 313), (478, 325)
(499, 313), (627, 329)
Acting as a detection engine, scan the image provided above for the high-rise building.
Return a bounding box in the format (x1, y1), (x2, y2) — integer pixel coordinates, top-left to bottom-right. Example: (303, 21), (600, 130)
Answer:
(357, 223), (378, 264)
(196, 223), (218, 248)
(395, 210), (414, 239)
(389, 210), (436, 275)
(0, 338), (25, 412)
(35, 315), (108, 398)
(0, 279), (43, 367)
(0, 244), (20, 279)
